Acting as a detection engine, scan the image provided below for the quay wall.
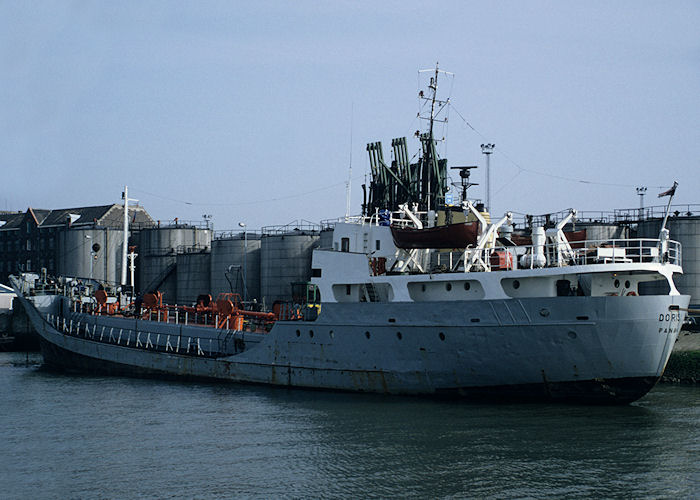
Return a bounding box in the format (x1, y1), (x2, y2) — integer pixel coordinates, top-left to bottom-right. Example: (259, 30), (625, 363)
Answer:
(663, 331), (700, 384)
(0, 297), (39, 351)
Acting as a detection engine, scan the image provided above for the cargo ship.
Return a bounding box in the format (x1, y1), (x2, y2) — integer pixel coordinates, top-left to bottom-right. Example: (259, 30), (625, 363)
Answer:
(11, 67), (690, 403)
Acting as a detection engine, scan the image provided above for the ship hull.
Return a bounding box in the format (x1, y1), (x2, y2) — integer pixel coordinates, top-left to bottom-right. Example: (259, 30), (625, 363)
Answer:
(37, 336), (659, 404)
(18, 293), (689, 404)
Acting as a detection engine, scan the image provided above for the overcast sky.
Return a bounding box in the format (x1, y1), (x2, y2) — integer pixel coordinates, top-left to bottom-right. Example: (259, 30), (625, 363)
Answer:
(2, 1), (698, 230)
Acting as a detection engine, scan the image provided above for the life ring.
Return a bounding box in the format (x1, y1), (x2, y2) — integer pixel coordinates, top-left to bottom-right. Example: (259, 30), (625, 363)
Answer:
(626, 291), (637, 296)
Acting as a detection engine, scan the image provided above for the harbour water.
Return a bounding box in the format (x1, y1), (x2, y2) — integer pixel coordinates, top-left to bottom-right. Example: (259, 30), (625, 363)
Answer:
(1, 352), (697, 499)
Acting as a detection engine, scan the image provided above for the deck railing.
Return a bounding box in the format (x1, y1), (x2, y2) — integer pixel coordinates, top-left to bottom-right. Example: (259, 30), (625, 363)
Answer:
(46, 312), (239, 358)
(433, 238), (681, 273)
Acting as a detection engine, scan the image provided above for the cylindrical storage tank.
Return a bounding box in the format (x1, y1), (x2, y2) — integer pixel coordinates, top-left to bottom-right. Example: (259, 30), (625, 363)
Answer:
(318, 228), (334, 250)
(139, 255), (177, 301)
(210, 234), (261, 302)
(176, 252), (211, 305)
(137, 227), (212, 302)
(636, 216), (700, 306)
(58, 228), (122, 284)
(572, 222), (629, 242)
(260, 231), (320, 306)
(138, 226), (212, 255)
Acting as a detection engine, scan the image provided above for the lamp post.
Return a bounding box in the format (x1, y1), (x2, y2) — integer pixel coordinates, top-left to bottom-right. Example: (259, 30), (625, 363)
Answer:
(238, 222), (248, 303)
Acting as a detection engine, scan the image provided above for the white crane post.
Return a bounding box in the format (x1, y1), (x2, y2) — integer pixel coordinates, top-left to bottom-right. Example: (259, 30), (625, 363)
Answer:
(129, 249), (138, 288)
(121, 186), (129, 286)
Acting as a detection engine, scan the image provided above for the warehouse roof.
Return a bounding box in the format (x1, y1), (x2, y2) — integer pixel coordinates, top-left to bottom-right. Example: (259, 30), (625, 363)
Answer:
(0, 204), (155, 231)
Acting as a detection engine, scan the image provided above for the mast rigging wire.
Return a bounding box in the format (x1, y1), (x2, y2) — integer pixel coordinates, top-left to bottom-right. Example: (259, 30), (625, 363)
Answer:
(450, 104), (667, 190)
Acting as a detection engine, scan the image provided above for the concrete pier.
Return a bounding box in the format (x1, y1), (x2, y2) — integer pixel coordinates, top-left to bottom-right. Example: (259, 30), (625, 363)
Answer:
(0, 298), (40, 351)
(662, 330), (700, 384)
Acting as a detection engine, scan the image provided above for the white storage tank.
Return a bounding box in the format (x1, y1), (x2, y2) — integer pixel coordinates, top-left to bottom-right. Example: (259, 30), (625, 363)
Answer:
(210, 233), (262, 302)
(138, 225), (212, 254)
(137, 225), (211, 303)
(139, 254), (177, 300)
(572, 222), (629, 242)
(176, 252), (211, 305)
(260, 224), (320, 306)
(636, 216), (700, 306)
(318, 227), (334, 250)
(58, 228), (123, 284)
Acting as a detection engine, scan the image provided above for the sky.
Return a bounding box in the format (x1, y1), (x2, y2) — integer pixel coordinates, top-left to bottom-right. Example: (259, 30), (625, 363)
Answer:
(2, 1), (699, 231)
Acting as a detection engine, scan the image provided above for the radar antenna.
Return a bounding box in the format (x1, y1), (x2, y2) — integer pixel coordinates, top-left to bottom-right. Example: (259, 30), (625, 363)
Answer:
(450, 165), (479, 203)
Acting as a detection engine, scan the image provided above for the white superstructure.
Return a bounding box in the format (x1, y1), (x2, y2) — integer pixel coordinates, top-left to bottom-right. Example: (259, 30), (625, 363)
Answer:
(313, 204), (683, 306)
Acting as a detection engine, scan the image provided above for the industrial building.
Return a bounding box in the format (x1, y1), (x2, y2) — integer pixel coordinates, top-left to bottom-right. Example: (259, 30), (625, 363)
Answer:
(138, 220), (322, 308)
(136, 222), (212, 303)
(0, 205), (155, 285)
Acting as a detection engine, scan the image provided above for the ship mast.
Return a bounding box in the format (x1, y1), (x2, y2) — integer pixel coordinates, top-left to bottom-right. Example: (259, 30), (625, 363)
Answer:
(345, 103), (353, 221)
(428, 65), (439, 149)
(363, 65), (452, 216)
(426, 66), (438, 210)
(418, 63), (452, 212)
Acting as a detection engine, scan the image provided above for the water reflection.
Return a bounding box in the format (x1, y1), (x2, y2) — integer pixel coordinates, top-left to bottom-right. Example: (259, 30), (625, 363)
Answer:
(1, 354), (697, 499)
(248, 391), (680, 498)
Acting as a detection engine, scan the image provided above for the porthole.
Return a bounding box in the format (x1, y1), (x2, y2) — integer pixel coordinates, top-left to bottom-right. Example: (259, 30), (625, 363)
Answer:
(396, 332), (402, 340)
(446, 283), (452, 291)
(614, 279), (620, 288)
(625, 280), (631, 288)
(329, 330), (334, 339)
(365, 331), (371, 339)
(296, 329), (301, 337)
(439, 332), (445, 341)
(464, 282), (470, 291)
(309, 330), (314, 338)
(567, 331), (577, 339)
(513, 280), (520, 290)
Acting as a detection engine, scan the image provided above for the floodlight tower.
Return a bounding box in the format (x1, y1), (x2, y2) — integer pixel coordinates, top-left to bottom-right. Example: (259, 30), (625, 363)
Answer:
(636, 186), (647, 219)
(480, 143), (495, 212)
(238, 222), (248, 303)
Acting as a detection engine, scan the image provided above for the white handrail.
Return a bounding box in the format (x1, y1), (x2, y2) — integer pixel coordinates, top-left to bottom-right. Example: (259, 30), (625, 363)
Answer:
(432, 237), (681, 272)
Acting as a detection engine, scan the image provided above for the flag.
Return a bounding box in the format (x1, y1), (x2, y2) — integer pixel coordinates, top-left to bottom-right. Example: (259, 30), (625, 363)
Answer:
(658, 182), (678, 198)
